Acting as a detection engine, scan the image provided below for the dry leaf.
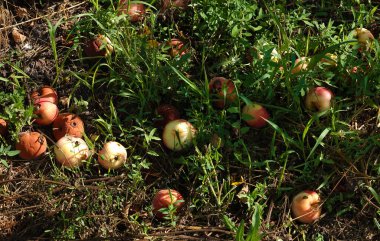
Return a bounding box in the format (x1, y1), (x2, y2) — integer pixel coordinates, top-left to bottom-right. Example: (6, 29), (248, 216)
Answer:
(12, 28), (26, 44)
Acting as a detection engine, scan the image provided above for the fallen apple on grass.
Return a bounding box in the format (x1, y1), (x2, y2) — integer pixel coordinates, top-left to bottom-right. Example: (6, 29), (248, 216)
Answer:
(54, 136), (90, 168)
(208, 77), (237, 109)
(53, 113), (84, 140)
(291, 57), (309, 74)
(34, 101), (59, 126)
(242, 103), (270, 128)
(320, 53), (338, 67)
(31, 85), (58, 105)
(167, 38), (188, 57)
(118, 0), (146, 22)
(305, 87), (333, 112)
(84, 34), (114, 57)
(98, 141), (127, 170)
(156, 104), (181, 127)
(16, 131), (47, 160)
(161, 0), (190, 11)
(152, 189), (184, 219)
(291, 190), (321, 224)
(354, 28), (374, 50)
(0, 119), (7, 136)
(162, 119), (196, 151)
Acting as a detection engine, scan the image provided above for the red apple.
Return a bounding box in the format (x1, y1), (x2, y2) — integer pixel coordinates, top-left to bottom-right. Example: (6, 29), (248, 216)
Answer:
(54, 136), (90, 168)
(0, 119), (8, 136)
(167, 38), (188, 57)
(208, 77), (237, 108)
(52, 113), (85, 140)
(152, 189), (184, 219)
(162, 119), (196, 151)
(118, 0), (146, 22)
(84, 34), (114, 57)
(291, 57), (309, 74)
(305, 87), (333, 112)
(16, 131), (47, 160)
(34, 101), (59, 126)
(156, 104), (181, 127)
(291, 190), (321, 224)
(242, 103), (270, 128)
(161, 0), (190, 11)
(31, 86), (58, 105)
(98, 141), (127, 170)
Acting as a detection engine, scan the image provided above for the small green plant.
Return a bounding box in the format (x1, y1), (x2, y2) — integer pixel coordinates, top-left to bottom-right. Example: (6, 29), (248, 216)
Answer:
(0, 144), (20, 168)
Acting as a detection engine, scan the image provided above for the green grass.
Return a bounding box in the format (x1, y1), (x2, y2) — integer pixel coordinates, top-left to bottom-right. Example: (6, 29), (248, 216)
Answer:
(0, 0), (379, 240)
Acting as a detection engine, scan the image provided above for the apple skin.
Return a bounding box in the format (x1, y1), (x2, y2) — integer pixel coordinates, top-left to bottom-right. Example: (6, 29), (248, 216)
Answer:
(16, 131), (47, 160)
(355, 28), (374, 49)
(84, 34), (113, 57)
(34, 101), (59, 126)
(161, 0), (190, 11)
(156, 104), (181, 127)
(291, 57), (309, 74)
(152, 189), (184, 219)
(305, 87), (333, 112)
(208, 77), (237, 109)
(0, 119), (7, 136)
(98, 141), (127, 170)
(291, 190), (321, 224)
(162, 119), (196, 151)
(52, 113), (85, 140)
(118, 0), (146, 22)
(54, 136), (90, 168)
(320, 53), (337, 67)
(242, 103), (270, 128)
(167, 39), (188, 57)
(31, 86), (58, 105)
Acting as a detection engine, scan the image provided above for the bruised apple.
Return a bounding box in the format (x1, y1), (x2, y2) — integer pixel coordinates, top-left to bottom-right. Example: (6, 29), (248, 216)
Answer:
(53, 113), (84, 140)
(209, 77), (237, 108)
(242, 103), (270, 128)
(167, 39), (188, 57)
(118, 0), (146, 22)
(156, 104), (181, 127)
(84, 34), (114, 57)
(34, 101), (59, 126)
(162, 119), (196, 151)
(16, 131), (47, 160)
(305, 87), (333, 112)
(291, 190), (321, 224)
(152, 189), (184, 219)
(31, 86), (58, 105)
(54, 136), (90, 167)
(0, 119), (7, 136)
(291, 57), (309, 74)
(98, 141), (127, 169)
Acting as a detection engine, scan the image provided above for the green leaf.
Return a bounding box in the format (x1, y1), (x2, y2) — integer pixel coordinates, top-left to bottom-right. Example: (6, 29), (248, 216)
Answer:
(306, 128), (330, 161)
(235, 220), (245, 241)
(1, 159), (9, 168)
(231, 25), (240, 37)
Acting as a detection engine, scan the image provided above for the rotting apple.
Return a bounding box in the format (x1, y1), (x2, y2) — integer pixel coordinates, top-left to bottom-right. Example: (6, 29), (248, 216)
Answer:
(16, 131), (47, 160)
(0, 119), (8, 136)
(291, 57), (309, 74)
(167, 38), (188, 57)
(84, 34), (114, 57)
(34, 101), (59, 126)
(305, 87), (333, 112)
(31, 86), (58, 105)
(152, 189), (184, 219)
(52, 113), (85, 140)
(98, 141), (127, 170)
(291, 190), (321, 224)
(161, 0), (190, 11)
(162, 119), (196, 151)
(242, 103), (270, 128)
(156, 104), (181, 127)
(118, 0), (146, 22)
(54, 136), (90, 168)
(354, 28), (374, 50)
(208, 77), (237, 109)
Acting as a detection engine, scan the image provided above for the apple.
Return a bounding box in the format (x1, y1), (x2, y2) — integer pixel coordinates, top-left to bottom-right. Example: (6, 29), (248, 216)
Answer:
(16, 131), (47, 160)
(305, 87), (333, 112)
(354, 28), (374, 49)
(167, 38), (188, 57)
(291, 57), (309, 74)
(31, 86), (58, 105)
(34, 101), (59, 126)
(291, 190), (321, 224)
(162, 119), (196, 151)
(208, 77), (237, 109)
(242, 103), (270, 128)
(156, 104), (181, 127)
(320, 53), (337, 67)
(98, 141), (127, 169)
(118, 0), (145, 22)
(152, 189), (184, 219)
(0, 119), (7, 136)
(54, 136), (90, 167)
(161, 0), (190, 11)
(84, 34), (114, 57)
(52, 113), (85, 140)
